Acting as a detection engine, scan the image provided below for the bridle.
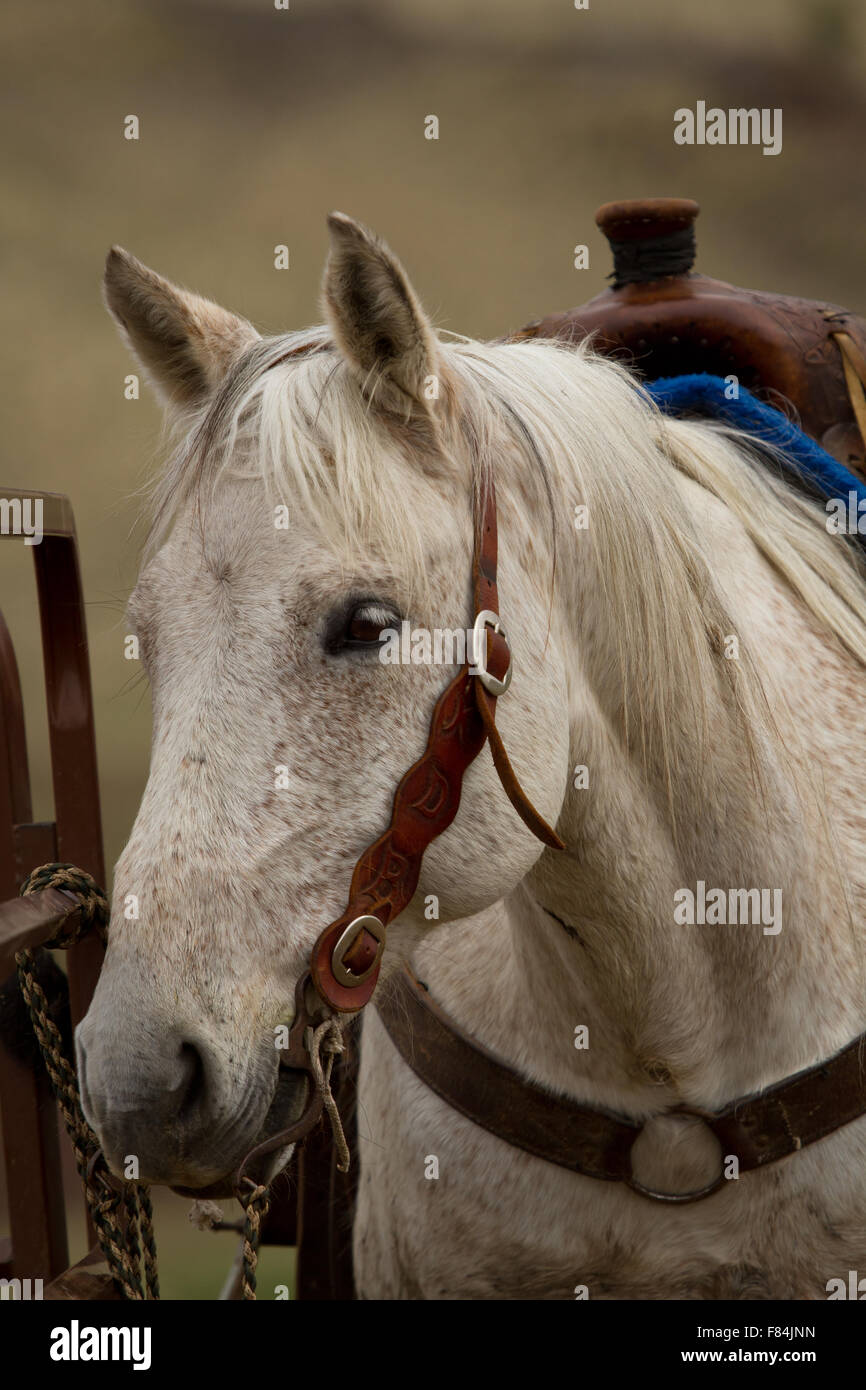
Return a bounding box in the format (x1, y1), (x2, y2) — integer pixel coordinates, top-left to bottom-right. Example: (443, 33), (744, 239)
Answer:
(235, 444), (866, 1209)
(235, 464), (564, 1185)
(231, 344), (866, 1213)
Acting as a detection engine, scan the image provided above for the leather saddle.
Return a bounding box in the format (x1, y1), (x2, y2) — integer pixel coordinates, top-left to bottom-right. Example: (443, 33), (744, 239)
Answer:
(510, 197), (866, 481)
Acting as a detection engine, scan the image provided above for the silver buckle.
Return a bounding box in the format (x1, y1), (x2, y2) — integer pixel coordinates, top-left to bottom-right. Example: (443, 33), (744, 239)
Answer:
(471, 609), (513, 696)
(331, 914), (386, 987)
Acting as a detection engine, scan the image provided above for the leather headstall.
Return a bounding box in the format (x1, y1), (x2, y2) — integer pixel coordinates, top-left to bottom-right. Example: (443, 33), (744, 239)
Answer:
(234, 464), (564, 1188)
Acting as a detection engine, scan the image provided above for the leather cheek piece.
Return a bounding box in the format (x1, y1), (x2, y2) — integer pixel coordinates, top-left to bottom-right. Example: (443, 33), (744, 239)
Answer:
(310, 473), (565, 1013)
(484, 627), (510, 681)
(476, 627), (565, 851)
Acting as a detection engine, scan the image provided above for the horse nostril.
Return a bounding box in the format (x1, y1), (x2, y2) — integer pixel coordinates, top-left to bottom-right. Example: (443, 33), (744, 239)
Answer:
(176, 1040), (207, 1121)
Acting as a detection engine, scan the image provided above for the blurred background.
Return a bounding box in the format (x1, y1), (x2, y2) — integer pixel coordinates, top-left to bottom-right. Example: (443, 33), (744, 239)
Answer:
(2, 0), (864, 1297)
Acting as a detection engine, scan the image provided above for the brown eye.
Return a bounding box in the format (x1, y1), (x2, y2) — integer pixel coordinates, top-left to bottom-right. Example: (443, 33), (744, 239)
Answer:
(345, 603), (398, 646)
(349, 613), (386, 643)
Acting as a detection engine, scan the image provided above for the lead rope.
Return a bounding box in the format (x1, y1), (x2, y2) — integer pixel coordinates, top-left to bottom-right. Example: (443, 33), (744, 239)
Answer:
(17, 861), (347, 1302)
(15, 863), (159, 1300)
(237, 1016), (348, 1300)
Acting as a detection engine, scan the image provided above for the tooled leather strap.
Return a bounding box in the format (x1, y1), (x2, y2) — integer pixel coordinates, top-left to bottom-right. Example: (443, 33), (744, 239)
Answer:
(378, 968), (866, 1202)
(311, 470), (564, 1014)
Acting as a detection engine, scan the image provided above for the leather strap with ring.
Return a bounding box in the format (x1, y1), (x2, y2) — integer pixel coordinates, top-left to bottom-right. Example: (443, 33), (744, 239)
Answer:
(310, 470), (564, 1014)
(376, 967), (866, 1204)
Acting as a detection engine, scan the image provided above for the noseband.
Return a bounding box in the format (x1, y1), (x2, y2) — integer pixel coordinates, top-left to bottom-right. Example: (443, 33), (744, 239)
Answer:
(235, 467), (563, 1185)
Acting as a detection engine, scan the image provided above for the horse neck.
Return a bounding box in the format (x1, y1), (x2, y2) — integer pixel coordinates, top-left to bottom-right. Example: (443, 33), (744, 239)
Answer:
(446, 447), (864, 1112)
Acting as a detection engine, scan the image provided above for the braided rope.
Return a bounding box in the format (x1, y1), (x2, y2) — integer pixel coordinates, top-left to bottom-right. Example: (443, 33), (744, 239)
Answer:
(238, 1181), (271, 1301)
(17, 862), (349, 1303)
(20, 862), (109, 948)
(16, 863), (159, 1299)
(137, 1186), (160, 1299)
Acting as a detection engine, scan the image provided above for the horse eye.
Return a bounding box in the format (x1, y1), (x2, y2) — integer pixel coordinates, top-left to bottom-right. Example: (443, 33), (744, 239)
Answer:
(345, 603), (398, 647)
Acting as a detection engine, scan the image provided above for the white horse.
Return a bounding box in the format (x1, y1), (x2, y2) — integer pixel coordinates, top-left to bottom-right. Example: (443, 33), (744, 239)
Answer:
(77, 213), (866, 1299)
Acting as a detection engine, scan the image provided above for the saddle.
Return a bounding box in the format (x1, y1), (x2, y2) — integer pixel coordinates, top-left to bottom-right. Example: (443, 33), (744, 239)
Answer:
(510, 197), (866, 480)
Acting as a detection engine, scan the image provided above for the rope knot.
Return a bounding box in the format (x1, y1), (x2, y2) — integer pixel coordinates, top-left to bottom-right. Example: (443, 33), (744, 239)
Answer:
(320, 1023), (345, 1057)
(188, 1199), (225, 1232)
(238, 1179), (270, 1211)
(20, 862), (110, 948)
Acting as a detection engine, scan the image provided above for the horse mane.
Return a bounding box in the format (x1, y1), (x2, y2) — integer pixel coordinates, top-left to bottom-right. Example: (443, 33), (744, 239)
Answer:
(147, 329), (866, 815)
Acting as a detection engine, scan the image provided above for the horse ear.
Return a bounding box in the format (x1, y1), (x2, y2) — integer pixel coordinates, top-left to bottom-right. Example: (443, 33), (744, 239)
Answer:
(322, 212), (440, 416)
(103, 247), (259, 411)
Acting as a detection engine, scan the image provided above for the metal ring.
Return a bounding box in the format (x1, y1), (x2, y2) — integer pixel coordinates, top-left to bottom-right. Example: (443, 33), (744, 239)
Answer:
(331, 914), (386, 988)
(471, 609), (513, 696)
(625, 1109), (728, 1204)
(625, 1172), (728, 1205)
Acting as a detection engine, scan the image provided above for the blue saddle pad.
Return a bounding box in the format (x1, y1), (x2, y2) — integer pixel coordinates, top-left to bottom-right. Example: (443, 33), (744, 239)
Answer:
(646, 374), (866, 528)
